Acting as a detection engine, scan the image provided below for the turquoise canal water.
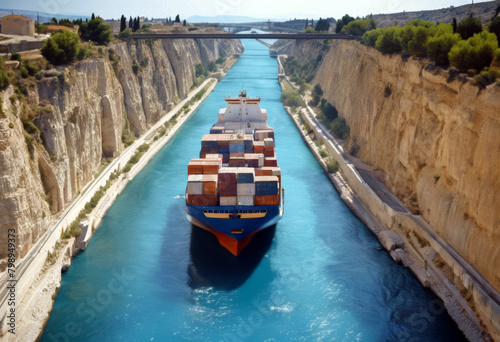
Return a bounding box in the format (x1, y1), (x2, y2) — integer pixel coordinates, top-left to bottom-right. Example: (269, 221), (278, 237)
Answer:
(41, 40), (466, 341)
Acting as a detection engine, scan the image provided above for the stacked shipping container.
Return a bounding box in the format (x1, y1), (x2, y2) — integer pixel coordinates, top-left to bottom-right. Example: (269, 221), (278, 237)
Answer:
(187, 128), (281, 207)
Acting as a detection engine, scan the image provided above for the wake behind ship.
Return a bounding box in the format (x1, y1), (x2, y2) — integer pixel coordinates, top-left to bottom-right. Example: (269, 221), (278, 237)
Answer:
(185, 91), (284, 255)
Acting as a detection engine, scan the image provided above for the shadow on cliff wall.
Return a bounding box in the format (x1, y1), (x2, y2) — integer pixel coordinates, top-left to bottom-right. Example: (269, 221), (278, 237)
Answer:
(187, 224), (276, 291)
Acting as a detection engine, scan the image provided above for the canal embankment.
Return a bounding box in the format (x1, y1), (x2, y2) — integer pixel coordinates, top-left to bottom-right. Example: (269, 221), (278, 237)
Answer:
(2, 78), (219, 342)
(278, 68), (498, 341)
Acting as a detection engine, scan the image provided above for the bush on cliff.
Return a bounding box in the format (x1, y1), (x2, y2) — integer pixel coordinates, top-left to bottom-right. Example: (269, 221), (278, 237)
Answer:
(457, 16), (483, 40)
(79, 18), (113, 46)
(342, 19), (376, 36)
(427, 32), (461, 66)
(361, 28), (384, 47)
(489, 16), (500, 41)
(448, 31), (499, 72)
(375, 26), (402, 54)
(41, 30), (88, 65)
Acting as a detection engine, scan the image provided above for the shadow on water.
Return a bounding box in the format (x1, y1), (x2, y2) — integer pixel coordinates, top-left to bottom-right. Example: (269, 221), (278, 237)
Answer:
(187, 224), (276, 291)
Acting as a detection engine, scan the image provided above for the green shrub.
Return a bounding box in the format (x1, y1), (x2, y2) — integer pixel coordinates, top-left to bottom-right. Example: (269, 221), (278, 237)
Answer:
(10, 53), (22, 61)
(406, 19), (435, 28)
(427, 32), (460, 66)
(457, 17), (483, 40)
(449, 31), (499, 72)
(0, 69), (10, 90)
(77, 45), (90, 60)
(330, 118), (350, 139)
(79, 18), (113, 45)
(195, 63), (206, 77)
(140, 57), (148, 68)
(489, 17), (500, 41)
(313, 84), (323, 96)
(361, 28), (385, 47)
(122, 163), (132, 173)
(341, 19), (376, 36)
(281, 88), (305, 107)
(326, 158), (339, 173)
(118, 28), (132, 40)
(215, 57), (226, 64)
(207, 61), (217, 72)
(41, 30), (81, 65)
(375, 26), (402, 54)
(408, 26), (430, 57)
(319, 149), (328, 158)
(36, 24), (48, 34)
(138, 143), (149, 152)
(132, 62), (140, 75)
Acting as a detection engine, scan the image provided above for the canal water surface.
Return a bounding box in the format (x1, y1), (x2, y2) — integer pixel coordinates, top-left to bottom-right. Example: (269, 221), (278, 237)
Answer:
(41, 40), (466, 341)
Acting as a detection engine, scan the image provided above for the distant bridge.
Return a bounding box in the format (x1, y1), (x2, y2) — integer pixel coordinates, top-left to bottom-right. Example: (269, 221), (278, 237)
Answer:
(130, 33), (358, 40)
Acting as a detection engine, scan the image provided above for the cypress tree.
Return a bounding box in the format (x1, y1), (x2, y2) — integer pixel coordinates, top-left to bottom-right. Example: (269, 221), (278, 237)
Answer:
(120, 15), (126, 32)
(129, 16), (133, 29)
(305, 18), (308, 29)
(91, 13), (95, 20)
(452, 17), (457, 33)
(175, 14), (180, 23)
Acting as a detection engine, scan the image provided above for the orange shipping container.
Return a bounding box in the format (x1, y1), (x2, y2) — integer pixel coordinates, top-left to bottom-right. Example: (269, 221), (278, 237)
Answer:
(255, 194), (280, 206)
(188, 160), (204, 174)
(203, 182), (217, 195)
(255, 167), (273, 176)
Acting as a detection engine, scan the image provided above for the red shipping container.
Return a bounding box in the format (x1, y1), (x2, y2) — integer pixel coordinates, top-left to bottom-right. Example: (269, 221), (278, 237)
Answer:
(255, 194), (280, 206)
(187, 194), (218, 206)
(264, 157), (278, 167)
(218, 173), (237, 196)
(229, 157), (245, 167)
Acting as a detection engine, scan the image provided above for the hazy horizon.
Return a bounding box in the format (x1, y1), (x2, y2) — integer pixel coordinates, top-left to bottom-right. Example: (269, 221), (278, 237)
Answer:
(0, 0), (496, 22)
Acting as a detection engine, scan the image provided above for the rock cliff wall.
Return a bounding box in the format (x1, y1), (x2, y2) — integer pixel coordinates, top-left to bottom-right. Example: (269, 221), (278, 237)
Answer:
(0, 38), (243, 265)
(286, 39), (500, 294)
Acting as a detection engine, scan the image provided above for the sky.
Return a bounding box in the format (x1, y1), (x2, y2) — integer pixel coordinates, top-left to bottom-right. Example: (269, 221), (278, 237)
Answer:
(0, 0), (494, 21)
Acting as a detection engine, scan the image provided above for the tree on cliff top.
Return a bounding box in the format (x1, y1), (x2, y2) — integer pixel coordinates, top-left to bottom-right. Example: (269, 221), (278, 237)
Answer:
(120, 15), (127, 33)
(449, 30), (498, 72)
(457, 16), (483, 40)
(79, 17), (113, 45)
(341, 19), (376, 36)
(314, 18), (330, 32)
(41, 30), (89, 65)
(175, 15), (181, 23)
(489, 16), (500, 41)
(335, 14), (354, 33)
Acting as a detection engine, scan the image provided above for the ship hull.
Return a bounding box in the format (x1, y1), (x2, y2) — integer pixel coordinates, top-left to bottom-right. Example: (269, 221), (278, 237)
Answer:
(186, 201), (283, 256)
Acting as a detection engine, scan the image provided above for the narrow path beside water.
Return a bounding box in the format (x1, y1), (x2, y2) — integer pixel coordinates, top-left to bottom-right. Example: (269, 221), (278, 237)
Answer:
(41, 40), (466, 341)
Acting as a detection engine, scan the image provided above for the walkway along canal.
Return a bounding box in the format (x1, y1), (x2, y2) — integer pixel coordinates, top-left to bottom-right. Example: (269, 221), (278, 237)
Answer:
(40, 40), (466, 341)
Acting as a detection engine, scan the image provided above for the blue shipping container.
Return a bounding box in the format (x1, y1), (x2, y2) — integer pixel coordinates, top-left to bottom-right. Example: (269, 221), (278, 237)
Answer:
(237, 173), (254, 184)
(255, 181), (278, 195)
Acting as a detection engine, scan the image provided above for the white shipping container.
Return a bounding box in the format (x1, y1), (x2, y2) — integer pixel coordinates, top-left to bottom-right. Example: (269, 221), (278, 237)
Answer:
(258, 154), (265, 168)
(237, 195), (255, 206)
(220, 196), (237, 206)
(264, 138), (275, 146)
(237, 183), (256, 196)
(187, 174), (204, 194)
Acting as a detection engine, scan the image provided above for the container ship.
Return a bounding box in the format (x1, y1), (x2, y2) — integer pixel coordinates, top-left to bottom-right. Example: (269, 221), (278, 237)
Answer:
(185, 91), (284, 256)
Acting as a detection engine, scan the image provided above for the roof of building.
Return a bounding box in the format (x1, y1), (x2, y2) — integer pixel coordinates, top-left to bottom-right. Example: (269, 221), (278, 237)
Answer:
(0, 14), (35, 22)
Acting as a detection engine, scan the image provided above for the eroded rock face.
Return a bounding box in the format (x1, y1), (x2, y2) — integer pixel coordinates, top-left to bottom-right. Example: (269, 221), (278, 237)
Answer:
(310, 40), (500, 292)
(0, 38), (244, 265)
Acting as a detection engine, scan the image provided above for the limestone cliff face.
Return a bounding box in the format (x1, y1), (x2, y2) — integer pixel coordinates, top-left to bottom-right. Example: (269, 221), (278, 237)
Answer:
(0, 38), (243, 264)
(297, 40), (500, 293)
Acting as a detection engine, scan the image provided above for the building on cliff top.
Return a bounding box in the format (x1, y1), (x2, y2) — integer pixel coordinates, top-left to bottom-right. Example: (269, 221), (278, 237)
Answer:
(0, 14), (35, 36)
